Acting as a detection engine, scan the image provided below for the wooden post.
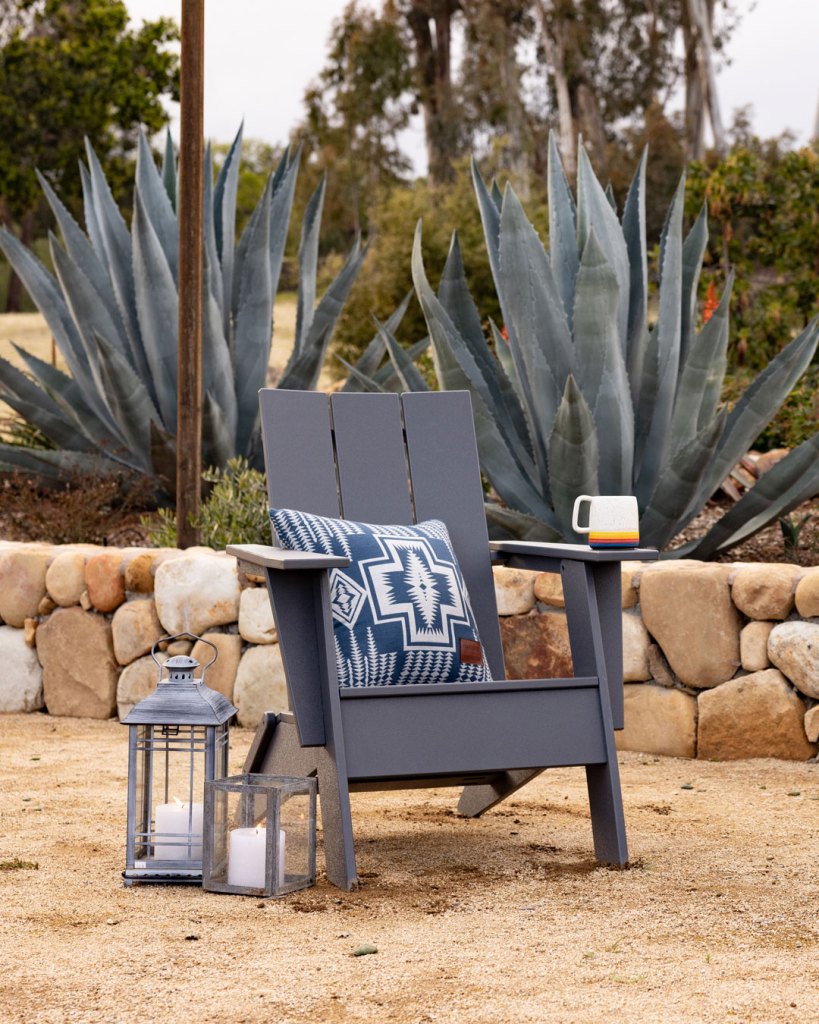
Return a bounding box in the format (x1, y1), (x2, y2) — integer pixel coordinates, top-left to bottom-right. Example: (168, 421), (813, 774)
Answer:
(176, 0), (205, 548)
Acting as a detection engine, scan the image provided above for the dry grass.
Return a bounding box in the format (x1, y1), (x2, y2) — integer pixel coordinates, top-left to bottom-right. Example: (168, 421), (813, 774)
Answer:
(0, 298), (301, 423)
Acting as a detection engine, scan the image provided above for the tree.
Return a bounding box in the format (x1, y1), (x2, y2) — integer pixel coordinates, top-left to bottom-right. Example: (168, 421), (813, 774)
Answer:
(400, 0), (463, 185)
(298, 0), (413, 246)
(459, 1), (543, 192)
(0, 0), (179, 310)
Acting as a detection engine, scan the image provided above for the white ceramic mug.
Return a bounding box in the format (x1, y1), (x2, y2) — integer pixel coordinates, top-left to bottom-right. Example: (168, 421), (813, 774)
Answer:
(572, 494), (640, 548)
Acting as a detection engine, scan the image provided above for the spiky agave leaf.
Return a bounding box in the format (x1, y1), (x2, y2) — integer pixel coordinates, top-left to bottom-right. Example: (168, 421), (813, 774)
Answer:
(0, 129), (364, 493)
(399, 143), (819, 557)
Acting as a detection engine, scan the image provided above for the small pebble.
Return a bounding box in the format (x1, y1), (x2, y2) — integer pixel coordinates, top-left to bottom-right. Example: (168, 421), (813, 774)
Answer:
(352, 944), (378, 957)
(681, 783), (694, 791)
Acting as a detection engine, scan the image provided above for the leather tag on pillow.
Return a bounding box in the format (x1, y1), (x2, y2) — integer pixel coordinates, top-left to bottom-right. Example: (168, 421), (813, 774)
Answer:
(460, 638), (483, 664)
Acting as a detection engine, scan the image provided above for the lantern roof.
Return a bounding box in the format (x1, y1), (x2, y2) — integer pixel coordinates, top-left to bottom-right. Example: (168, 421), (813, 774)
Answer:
(123, 679), (236, 726)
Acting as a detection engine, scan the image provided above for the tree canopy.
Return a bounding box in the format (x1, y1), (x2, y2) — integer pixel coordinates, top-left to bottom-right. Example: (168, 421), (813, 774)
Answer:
(0, 0), (178, 307)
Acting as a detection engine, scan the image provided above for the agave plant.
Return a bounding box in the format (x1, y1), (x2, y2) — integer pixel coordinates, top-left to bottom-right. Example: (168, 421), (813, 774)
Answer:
(0, 127), (366, 492)
(399, 136), (819, 557)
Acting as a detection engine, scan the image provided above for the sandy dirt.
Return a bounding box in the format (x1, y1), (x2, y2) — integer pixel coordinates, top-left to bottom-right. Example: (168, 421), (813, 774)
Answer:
(1, 713), (817, 1024)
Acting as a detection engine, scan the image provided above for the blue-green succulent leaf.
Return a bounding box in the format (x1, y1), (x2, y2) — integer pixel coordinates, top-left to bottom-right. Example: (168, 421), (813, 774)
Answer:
(547, 374), (599, 538)
(669, 273), (733, 455)
(576, 145), (630, 357)
(689, 316), (819, 511)
(375, 317), (429, 393)
(679, 204), (708, 370)
(232, 183), (273, 454)
(547, 132), (579, 331)
(621, 148), (648, 404)
(83, 138), (141, 363)
(485, 503), (564, 542)
(412, 222), (556, 525)
(683, 431), (819, 559)
(214, 122), (243, 327)
(131, 190), (179, 431)
(136, 130), (178, 281)
(268, 147), (300, 302)
(340, 290), (413, 391)
(439, 231), (531, 457)
(279, 234), (366, 391)
(161, 129), (177, 209)
(0, 356), (91, 451)
(92, 330), (160, 471)
(471, 157), (501, 285)
(293, 176), (326, 358)
(634, 174), (684, 504)
(639, 408), (726, 547)
(0, 226), (101, 410)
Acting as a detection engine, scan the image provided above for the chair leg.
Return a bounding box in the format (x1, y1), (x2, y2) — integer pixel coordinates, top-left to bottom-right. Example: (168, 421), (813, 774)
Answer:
(250, 715), (359, 890)
(457, 769), (544, 817)
(586, 760), (629, 865)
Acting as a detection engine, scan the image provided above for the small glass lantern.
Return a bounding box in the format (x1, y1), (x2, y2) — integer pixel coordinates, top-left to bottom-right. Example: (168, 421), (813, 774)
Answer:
(122, 633), (236, 885)
(203, 774), (317, 897)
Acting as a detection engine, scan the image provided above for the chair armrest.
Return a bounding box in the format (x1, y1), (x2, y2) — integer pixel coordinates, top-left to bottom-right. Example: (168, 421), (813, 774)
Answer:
(490, 540), (658, 571)
(226, 543), (350, 573)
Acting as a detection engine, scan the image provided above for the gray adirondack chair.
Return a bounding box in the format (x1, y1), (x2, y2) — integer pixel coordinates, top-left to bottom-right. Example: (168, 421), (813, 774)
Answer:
(228, 389), (657, 890)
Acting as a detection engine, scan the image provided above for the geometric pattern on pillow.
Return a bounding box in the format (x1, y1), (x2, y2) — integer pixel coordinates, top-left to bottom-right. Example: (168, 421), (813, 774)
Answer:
(269, 508), (492, 688)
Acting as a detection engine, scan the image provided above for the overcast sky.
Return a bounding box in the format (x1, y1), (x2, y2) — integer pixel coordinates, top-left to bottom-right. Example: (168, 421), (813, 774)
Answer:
(126, 0), (819, 168)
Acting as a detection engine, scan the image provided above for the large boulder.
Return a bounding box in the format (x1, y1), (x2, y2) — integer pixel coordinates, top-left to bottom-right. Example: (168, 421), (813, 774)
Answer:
(697, 669), (816, 761)
(499, 610), (573, 680)
(794, 569), (819, 618)
(767, 621), (819, 700)
(739, 620), (774, 673)
(238, 588), (277, 644)
(0, 548), (50, 627)
(615, 684), (696, 758)
(233, 644), (288, 729)
(192, 632), (242, 702)
(623, 611), (651, 682)
(84, 550), (126, 613)
(123, 549), (183, 595)
(117, 652), (166, 721)
(45, 550), (87, 607)
(804, 705), (819, 744)
(533, 564), (641, 609)
(639, 564), (740, 688)
(111, 598), (164, 666)
(730, 564), (802, 620)
(0, 624), (44, 712)
(493, 567), (537, 616)
(36, 607), (118, 718)
(154, 553), (240, 635)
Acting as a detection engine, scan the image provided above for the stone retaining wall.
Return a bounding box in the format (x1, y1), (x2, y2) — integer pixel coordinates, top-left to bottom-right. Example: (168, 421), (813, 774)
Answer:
(1, 542), (817, 761)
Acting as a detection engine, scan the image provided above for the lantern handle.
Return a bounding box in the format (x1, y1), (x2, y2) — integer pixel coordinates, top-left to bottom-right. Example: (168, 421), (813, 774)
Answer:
(150, 632), (219, 679)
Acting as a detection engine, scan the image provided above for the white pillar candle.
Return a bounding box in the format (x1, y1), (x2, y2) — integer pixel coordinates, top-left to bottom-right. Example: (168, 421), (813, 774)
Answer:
(154, 800), (204, 860)
(227, 827), (286, 890)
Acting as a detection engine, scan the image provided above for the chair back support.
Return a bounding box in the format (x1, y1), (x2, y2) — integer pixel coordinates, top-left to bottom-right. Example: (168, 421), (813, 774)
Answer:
(259, 389), (505, 679)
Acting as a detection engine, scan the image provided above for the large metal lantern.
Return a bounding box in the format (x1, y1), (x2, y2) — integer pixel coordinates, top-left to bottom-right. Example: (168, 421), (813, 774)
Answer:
(122, 632), (236, 885)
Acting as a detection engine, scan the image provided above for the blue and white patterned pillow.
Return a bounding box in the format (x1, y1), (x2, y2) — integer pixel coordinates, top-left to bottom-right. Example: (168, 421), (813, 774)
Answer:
(269, 508), (492, 688)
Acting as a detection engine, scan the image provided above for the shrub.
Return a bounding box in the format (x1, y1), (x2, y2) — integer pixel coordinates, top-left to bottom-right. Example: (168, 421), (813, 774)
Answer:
(144, 457), (269, 549)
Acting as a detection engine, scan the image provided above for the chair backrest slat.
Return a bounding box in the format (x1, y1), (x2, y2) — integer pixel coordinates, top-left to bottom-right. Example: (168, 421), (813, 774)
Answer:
(401, 391), (505, 679)
(261, 389), (339, 518)
(330, 392), (413, 524)
(259, 388), (505, 679)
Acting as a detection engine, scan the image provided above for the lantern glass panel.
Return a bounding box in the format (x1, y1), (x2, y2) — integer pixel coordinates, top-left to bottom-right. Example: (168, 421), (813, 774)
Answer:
(125, 722), (230, 883)
(203, 774), (317, 897)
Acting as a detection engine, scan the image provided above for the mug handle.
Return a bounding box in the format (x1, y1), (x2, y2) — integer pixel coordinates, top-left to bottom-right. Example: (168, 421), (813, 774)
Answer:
(572, 494), (593, 534)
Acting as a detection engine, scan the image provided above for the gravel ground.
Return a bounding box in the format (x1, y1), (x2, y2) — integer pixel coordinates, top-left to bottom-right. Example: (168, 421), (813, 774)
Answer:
(1, 713), (817, 1024)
